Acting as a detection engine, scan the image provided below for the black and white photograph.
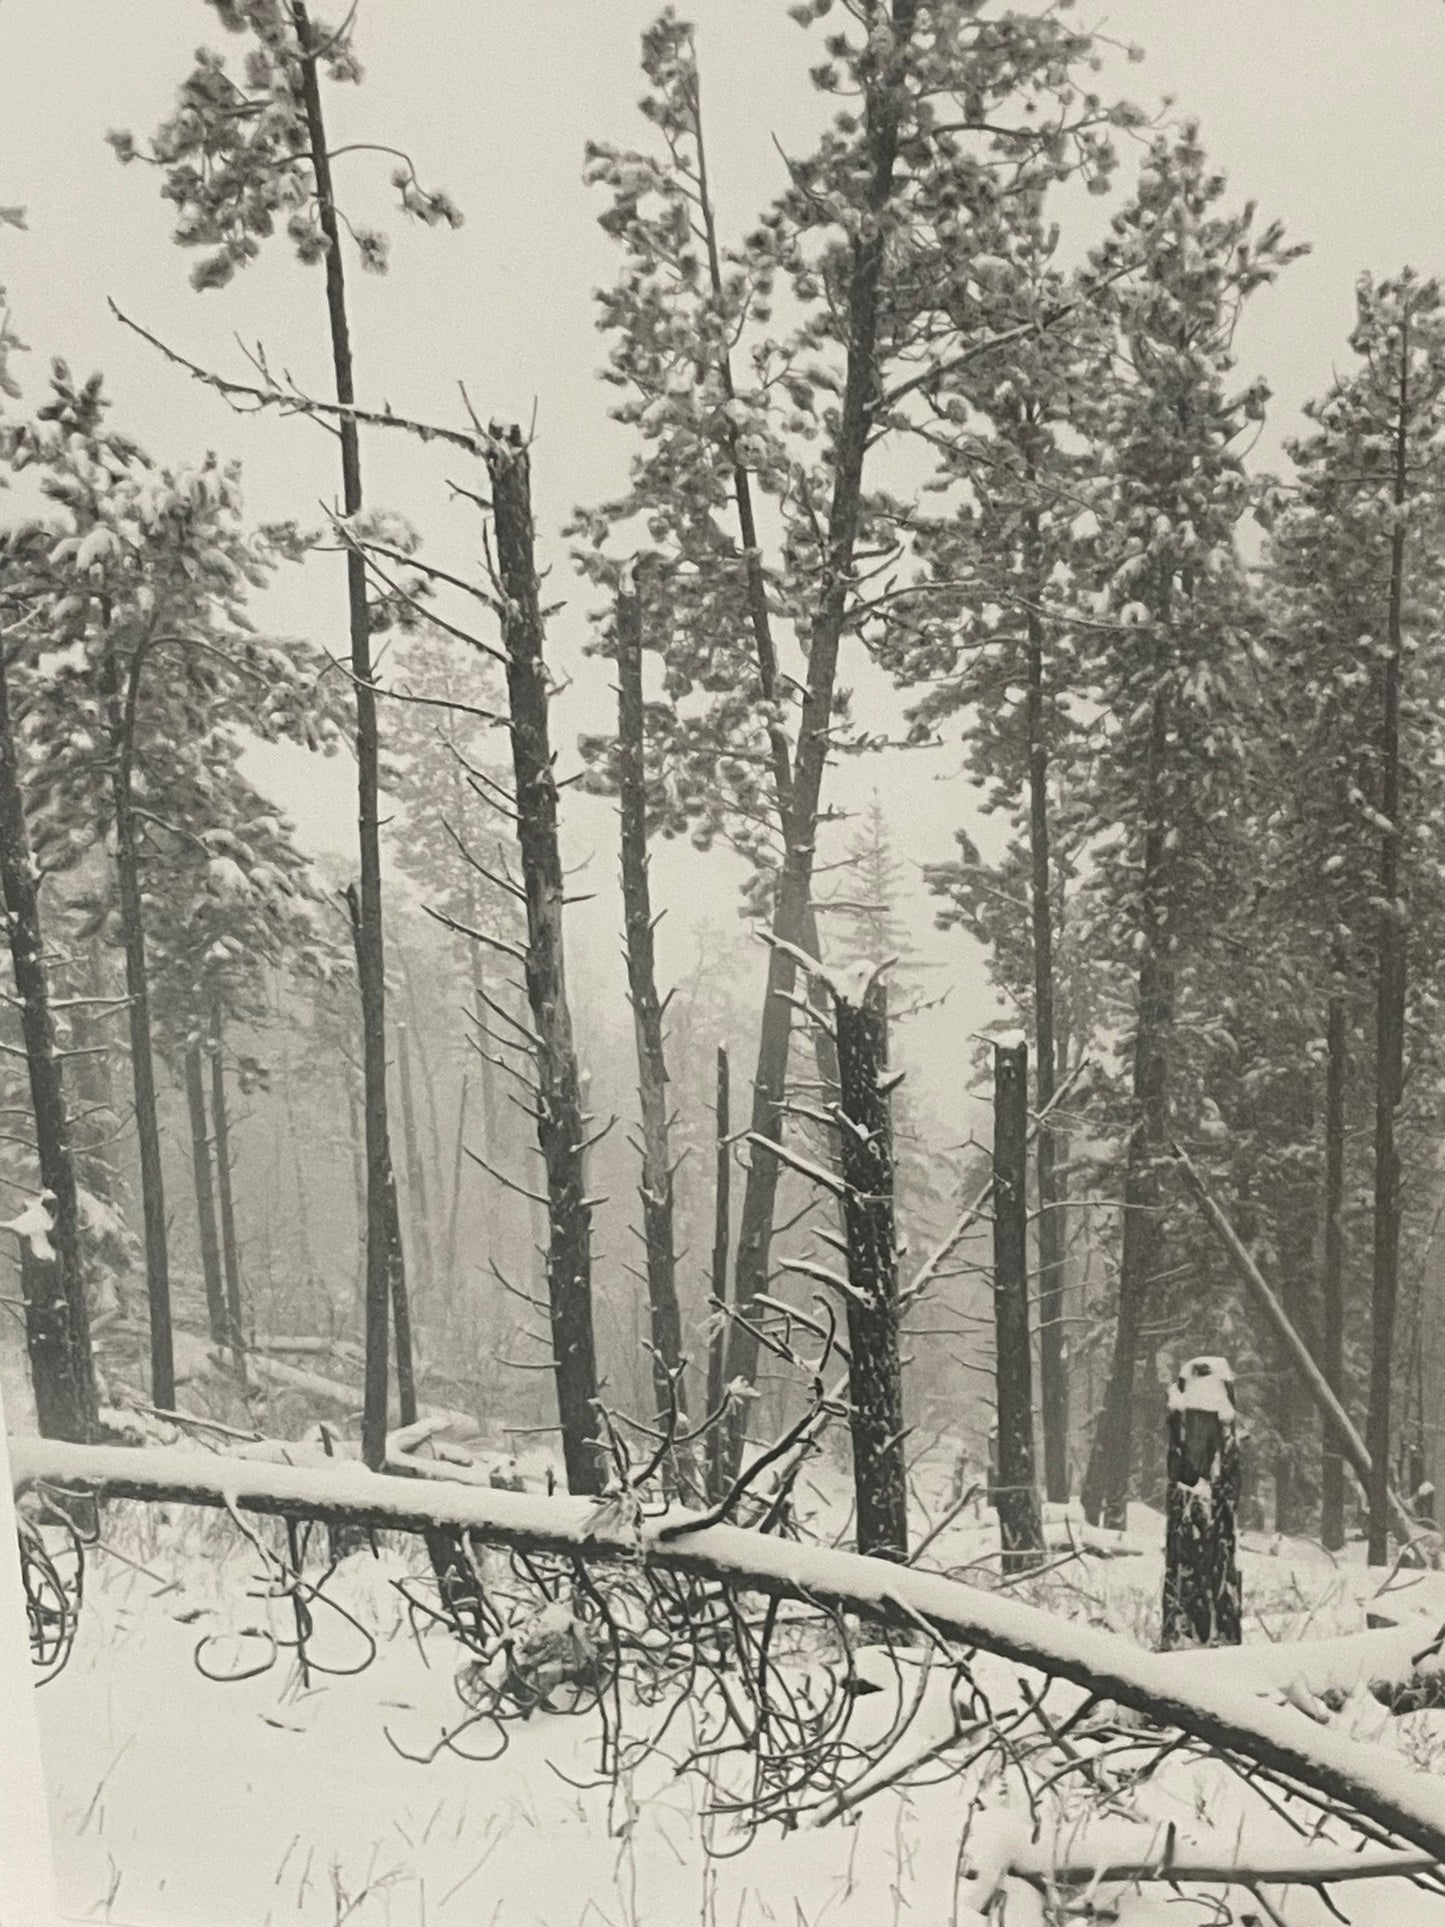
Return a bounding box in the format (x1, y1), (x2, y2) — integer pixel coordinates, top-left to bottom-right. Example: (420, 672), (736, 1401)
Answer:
(4, 3), (1445, 1922)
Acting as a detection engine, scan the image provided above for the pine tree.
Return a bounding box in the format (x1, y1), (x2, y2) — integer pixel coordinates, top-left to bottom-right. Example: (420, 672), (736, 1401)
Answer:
(1076, 129), (1303, 1528)
(580, 2), (1130, 1482)
(114, 0), (462, 1466)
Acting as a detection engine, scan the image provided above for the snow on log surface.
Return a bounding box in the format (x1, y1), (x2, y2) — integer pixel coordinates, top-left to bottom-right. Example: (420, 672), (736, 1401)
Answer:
(11, 1437), (1445, 1862)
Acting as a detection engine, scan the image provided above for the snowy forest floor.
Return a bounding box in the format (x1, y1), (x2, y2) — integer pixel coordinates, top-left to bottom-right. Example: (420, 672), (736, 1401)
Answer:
(29, 1457), (1445, 1927)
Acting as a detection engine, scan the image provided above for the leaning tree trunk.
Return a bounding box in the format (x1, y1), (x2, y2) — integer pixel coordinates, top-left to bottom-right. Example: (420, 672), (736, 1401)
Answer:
(1321, 980), (1348, 1551)
(484, 426), (601, 1495)
(720, 3), (918, 1485)
(1081, 654), (1174, 1530)
(1161, 1356), (1242, 1651)
(832, 970), (908, 1561)
(208, 1007), (246, 1368)
(1023, 536), (1068, 1504)
(183, 1041), (227, 1346)
(614, 582), (687, 1438)
(992, 1038), (1044, 1572)
(0, 633), (97, 1441)
(1367, 341), (1410, 1568)
(102, 618), (174, 1409)
(293, 1), (409, 1470)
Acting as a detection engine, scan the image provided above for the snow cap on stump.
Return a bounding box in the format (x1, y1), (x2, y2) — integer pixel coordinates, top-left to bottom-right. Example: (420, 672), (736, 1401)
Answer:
(1168, 1355), (1236, 1419)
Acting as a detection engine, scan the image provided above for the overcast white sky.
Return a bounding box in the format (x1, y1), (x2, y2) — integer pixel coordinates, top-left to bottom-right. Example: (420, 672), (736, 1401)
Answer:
(1, 0), (1443, 1116)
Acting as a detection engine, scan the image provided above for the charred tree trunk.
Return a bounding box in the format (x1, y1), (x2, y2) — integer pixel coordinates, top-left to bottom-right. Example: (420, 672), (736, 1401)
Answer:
(183, 1042), (227, 1346)
(1024, 538), (1068, 1504)
(294, 2), (408, 1471)
(705, 1043), (731, 1502)
(1082, 662), (1174, 1530)
(207, 1010), (246, 1370)
(1161, 1357), (1241, 1650)
(992, 1038), (1044, 1572)
(1368, 335), (1411, 1568)
(484, 427), (601, 1495)
(614, 583), (687, 1435)
(0, 633), (96, 1441)
(833, 973), (907, 1560)
(1322, 981), (1348, 1551)
(720, 5), (917, 1485)
(102, 617), (173, 1408)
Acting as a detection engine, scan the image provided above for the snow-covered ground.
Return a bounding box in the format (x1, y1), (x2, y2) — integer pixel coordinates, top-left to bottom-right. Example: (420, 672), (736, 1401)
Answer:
(25, 1463), (1445, 1927)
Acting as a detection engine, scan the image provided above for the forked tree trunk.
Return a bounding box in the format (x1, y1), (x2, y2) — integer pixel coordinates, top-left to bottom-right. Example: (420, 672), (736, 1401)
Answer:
(614, 582), (687, 1435)
(208, 1008), (246, 1369)
(484, 426), (601, 1495)
(833, 972), (907, 1561)
(1322, 983), (1348, 1551)
(705, 1043), (731, 1502)
(992, 1038), (1044, 1572)
(0, 636), (96, 1441)
(102, 616), (173, 1408)
(1367, 330), (1411, 1567)
(1161, 1356), (1241, 1650)
(294, 1), (409, 1470)
(183, 1042), (227, 1345)
(720, 3), (918, 1485)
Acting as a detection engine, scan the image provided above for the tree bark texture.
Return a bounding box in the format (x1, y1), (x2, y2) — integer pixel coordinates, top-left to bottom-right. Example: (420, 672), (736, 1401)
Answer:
(992, 1039), (1044, 1572)
(183, 1042), (227, 1345)
(0, 635), (96, 1440)
(721, 2), (918, 1484)
(614, 585), (687, 1436)
(1322, 984), (1348, 1550)
(1082, 665), (1174, 1529)
(208, 1007), (245, 1366)
(1161, 1356), (1241, 1651)
(294, 1), (409, 1470)
(485, 427), (601, 1495)
(833, 974), (908, 1561)
(1367, 324), (1411, 1567)
(103, 618), (173, 1409)
(705, 1043), (731, 1502)
(1024, 549), (1068, 1503)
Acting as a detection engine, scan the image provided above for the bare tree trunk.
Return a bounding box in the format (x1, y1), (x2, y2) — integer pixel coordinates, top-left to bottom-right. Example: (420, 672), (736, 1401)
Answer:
(1368, 335), (1411, 1567)
(443, 1070), (468, 1307)
(395, 1016), (434, 1310)
(1161, 1357), (1241, 1650)
(1322, 983), (1348, 1550)
(1081, 663), (1173, 1530)
(102, 614), (173, 1408)
(208, 1007), (245, 1370)
(705, 1044), (731, 1502)
(0, 634), (96, 1441)
(293, 1), (408, 1470)
(720, 4), (918, 1483)
(614, 582), (687, 1437)
(1024, 547), (1067, 1503)
(484, 427), (601, 1495)
(992, 1038), (1044, 1572)
(832, 974), (907, 1560)
(183, 1042), (226, 1346)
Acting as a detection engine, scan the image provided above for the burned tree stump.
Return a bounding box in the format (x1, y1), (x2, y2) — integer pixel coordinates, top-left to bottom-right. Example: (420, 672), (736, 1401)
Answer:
(832, 965), (908, 1562)
(1161, 1356), (1242, 1651)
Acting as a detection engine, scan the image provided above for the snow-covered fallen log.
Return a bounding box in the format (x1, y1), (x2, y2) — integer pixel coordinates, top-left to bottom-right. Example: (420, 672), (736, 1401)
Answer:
(11, 1437), (1445, 1863)
(1008, 1822), (1435, 1888)
(1160, 1612), (1445, 1709)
